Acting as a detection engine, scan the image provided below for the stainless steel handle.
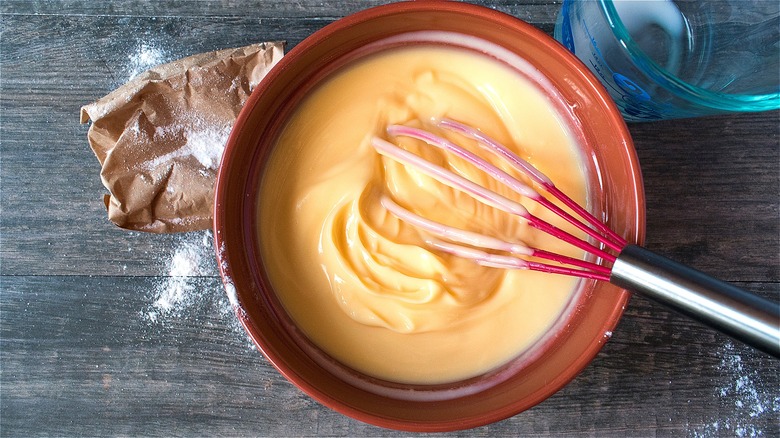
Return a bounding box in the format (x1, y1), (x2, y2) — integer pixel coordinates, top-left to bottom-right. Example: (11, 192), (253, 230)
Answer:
(610, 244), (780, 358)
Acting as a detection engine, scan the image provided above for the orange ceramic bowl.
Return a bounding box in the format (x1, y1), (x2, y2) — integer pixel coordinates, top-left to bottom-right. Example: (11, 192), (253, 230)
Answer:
(214, 1), (645, 432)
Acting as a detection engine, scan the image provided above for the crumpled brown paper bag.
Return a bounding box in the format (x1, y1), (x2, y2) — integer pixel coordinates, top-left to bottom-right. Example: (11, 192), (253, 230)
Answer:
(81, 41), (284, 233)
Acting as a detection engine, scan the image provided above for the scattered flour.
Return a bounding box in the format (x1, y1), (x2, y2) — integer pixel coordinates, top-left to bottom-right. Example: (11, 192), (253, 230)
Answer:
(146, 119), (232, 172)
(121, 39), (248, 345)
(217, 239), (240, 309)
(690, 341), (779, 437)
(186, 126), (231, 170)
(144, 230), (252, 348)
(127, 42), (168, 81)
(146, 231), (216, 321)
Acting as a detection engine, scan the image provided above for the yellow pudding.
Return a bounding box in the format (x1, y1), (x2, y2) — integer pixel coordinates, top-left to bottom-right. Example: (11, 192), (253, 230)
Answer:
(257, 44), (588, 384)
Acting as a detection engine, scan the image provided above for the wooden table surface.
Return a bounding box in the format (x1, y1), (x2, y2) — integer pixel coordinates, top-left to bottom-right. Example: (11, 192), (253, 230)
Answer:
(2, 1), (778, 436)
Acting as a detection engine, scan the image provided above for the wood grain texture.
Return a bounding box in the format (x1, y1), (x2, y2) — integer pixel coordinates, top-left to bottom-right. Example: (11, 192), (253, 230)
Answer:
(1, 1), (778, 436)
(630, 113), (780, 282)
(1, 1), (560, 22)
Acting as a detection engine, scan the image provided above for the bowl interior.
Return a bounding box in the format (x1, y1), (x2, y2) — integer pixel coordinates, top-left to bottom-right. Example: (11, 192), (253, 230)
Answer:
(214, 2), (645, 432)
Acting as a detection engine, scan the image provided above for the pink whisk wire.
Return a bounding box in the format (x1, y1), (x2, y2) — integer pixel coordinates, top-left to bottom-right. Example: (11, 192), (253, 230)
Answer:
(372, 119), (629, 281)
(436, 118), (628, 249)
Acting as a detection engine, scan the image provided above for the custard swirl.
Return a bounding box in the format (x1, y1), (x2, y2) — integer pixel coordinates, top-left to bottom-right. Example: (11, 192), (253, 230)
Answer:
(258, 44), (586, 383)
(314, 71), (537, 333)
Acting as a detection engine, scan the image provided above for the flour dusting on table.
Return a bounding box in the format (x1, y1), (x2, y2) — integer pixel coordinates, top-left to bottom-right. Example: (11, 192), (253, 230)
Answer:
(144, 230), (252, 348)
(147, 231), (214, 318)
(127, 42), (168, 81)
(691, 341), (779, 437)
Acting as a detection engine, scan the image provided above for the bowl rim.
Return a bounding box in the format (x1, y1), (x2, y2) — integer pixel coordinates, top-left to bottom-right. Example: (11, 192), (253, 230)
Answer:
(214, 1), (645, 432)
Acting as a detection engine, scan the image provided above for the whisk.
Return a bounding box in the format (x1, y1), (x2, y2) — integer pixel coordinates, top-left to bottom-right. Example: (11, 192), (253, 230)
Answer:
(372, 118), (780, 358)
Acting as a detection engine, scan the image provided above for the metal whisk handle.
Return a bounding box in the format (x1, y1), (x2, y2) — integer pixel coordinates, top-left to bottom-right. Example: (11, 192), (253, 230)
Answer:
(610, 245), (780, 358)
